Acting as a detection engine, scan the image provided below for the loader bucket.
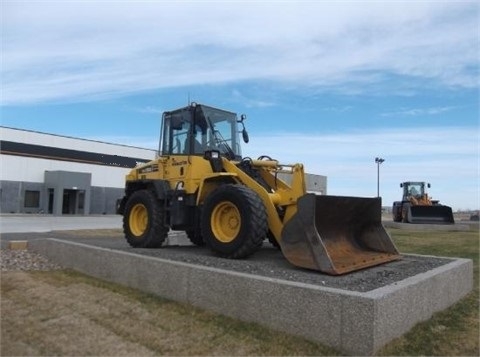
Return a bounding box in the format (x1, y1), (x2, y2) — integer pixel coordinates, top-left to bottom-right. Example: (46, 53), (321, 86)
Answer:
(280, 194), (400, 275)
(407, 205), (455, 224)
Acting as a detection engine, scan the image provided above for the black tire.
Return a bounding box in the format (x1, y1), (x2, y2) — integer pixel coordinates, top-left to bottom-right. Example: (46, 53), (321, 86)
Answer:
(402, 204), (410, 223)
(392, 209), (402, 223)
(201, 184), (267, 259)
(392, 203), (402, 222)
(123, 189), (169, 248)
(186, 230), (205, 246)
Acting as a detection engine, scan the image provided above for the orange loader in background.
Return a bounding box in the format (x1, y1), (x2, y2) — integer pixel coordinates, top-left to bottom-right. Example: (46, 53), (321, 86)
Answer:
(392, 181), (455, 224)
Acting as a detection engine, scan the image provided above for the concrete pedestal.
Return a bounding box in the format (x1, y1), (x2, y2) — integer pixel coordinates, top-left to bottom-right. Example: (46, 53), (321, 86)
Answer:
(30, 238), (472, 355)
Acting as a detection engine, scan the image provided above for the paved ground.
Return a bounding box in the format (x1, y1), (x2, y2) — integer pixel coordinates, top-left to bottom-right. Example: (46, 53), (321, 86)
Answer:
(1, 214), (473, 234)
(0, 214), (122, 233)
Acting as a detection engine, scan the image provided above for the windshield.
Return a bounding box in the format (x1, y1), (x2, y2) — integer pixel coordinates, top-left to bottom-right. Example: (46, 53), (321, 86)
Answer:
(404, 182), (425, 197)
(196, 105), (242, 159)
(160, 104), (242, 159)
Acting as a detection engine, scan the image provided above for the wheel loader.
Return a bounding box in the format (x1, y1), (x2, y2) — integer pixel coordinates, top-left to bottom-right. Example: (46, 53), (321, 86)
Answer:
(117, 103), (400, 275)
(392, 182), (454, 224)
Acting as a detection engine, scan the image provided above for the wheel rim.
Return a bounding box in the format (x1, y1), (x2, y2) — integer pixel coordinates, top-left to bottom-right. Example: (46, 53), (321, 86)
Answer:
(129, 203), (148, 237)
(211, 201), (241, 243)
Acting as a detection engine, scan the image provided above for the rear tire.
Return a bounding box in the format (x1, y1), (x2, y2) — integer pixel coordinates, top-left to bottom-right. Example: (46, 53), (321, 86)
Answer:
(123, 189), (169, 248)
(201, 184), (267, 259)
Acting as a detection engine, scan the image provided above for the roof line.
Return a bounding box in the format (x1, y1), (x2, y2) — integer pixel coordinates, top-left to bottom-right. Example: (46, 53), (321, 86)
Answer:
(0, 126), (156, 152)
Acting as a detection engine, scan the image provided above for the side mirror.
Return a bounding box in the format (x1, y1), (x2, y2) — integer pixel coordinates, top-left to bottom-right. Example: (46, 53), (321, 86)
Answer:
(238, 114), (249, 143)
(242, 129), (249, 143)
(400, 183), (403, 188)
(427, 183), (431, 188)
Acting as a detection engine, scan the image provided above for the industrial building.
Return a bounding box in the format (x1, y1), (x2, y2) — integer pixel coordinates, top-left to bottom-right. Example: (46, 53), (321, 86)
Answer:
(0, 127), (156, 215)
(0, 126), (327, 215)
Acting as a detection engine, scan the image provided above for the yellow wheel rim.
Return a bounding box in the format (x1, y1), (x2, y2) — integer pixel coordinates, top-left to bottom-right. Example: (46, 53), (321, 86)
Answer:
(211, 201), (241, 243)
(129, 203), (148, 237)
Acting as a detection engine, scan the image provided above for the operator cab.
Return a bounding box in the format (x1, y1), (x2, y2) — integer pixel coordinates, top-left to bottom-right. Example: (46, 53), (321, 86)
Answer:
(160, 103), (246, 160)
(401, 181), (430, 200)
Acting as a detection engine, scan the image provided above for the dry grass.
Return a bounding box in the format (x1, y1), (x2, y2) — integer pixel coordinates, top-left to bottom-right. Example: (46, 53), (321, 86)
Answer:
(1, 270), (337, 356)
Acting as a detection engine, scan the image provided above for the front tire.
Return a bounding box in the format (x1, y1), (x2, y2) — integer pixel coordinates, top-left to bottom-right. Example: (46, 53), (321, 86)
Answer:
(402, 203), (410, 223)
(123, 189), (169, 248)
(201, 184), (267, 259)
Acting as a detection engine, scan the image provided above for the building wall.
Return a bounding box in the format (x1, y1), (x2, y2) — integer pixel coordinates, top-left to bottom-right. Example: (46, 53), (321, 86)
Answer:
(277, 172), (327, 195)
(0, 181), (45, 214)
(0, 127), (157, 215)
(0, 180), (126, 215)
(90, 186), (125, 215)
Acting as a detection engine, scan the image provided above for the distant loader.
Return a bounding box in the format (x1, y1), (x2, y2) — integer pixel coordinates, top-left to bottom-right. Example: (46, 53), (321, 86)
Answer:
(392, 182), (454, 224)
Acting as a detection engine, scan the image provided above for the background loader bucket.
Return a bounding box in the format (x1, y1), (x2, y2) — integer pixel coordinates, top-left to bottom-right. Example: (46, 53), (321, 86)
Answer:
(407, 205), (455, 224)
(280, 194), (400, 275)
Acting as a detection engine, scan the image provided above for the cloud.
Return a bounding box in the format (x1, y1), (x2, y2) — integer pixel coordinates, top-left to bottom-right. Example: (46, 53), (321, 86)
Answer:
(2, 1), (478, 105)
(320, 106), (353, 113)
(231, 89), (276, 108)
(135, 106), (165, 115)
(381, 106), (456, 117)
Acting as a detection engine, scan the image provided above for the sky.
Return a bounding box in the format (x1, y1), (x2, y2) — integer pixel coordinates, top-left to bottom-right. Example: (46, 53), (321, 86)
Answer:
(1, 1), (479, 210)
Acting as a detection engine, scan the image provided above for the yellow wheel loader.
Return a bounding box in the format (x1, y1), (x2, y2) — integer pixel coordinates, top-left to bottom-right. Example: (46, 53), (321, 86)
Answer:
(117, 103), (400, 275)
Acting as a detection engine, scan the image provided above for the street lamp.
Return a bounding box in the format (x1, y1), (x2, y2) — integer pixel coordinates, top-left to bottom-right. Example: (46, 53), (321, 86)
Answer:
(375, 157), (385, 197)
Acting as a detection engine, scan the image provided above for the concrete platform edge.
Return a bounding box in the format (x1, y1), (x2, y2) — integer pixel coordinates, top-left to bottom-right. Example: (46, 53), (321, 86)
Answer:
(366, 256), (473, 351)
(29, 238), (473, 355)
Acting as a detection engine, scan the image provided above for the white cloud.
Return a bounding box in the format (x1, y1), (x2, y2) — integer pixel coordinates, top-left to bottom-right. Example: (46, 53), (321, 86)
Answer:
(231, 89), (276, 108)
(135, 106), (165, 115)
(381, 106), (457, 117)
(2, 1), (478, 104)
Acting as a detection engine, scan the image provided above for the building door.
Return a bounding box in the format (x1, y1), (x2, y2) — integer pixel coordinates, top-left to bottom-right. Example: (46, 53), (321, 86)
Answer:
(77, 190), (85, 214)
(48, 189), (54, 214)
(62, 189), (77, 214)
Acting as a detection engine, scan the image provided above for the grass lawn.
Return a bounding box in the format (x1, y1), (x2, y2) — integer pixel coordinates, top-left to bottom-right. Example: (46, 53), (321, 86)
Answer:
(1, 227), (478, 356)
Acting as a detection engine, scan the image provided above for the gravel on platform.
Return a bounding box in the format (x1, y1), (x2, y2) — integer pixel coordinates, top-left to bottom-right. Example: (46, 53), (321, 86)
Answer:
(122, 245), (452, 292)
(1, 231), (453, 292)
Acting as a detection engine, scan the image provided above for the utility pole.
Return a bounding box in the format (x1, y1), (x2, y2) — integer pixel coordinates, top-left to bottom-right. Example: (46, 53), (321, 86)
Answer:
(375, 157), (385, 197)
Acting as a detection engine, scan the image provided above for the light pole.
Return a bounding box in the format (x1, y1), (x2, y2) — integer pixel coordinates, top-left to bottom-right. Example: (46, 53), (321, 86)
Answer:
(375, 157), (385, 197)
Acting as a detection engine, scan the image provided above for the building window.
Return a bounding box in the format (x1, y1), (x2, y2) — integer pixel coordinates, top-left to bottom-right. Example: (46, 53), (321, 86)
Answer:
(24, 190), (40, 208)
